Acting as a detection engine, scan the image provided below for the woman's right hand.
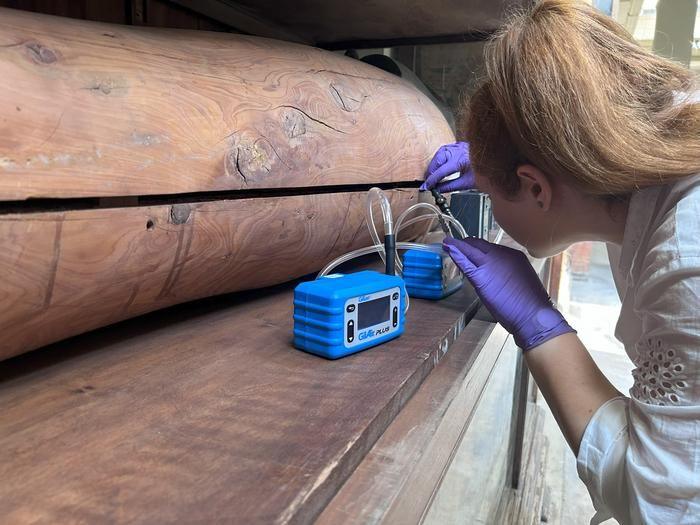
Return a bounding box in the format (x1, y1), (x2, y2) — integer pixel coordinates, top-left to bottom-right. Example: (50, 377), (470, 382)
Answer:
(420, 141), (475, 193)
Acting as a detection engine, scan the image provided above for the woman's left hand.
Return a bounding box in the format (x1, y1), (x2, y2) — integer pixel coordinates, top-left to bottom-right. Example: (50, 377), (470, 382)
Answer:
(443, 236), (575, 350)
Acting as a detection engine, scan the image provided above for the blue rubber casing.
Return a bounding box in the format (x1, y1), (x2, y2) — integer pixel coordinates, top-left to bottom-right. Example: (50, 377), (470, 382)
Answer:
(293, 270), (406, 359)
(402, 245), (463, 300)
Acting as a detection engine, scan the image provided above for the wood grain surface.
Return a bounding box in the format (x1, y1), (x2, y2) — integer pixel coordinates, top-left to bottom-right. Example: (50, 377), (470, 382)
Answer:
(318, 320), (509, 524)
(224, 0), (528, 45)
(0, 189), (421, 360)
(0, 7), (453, 200)
(423, 337), (518, 524)
(0, 263), (479, 524)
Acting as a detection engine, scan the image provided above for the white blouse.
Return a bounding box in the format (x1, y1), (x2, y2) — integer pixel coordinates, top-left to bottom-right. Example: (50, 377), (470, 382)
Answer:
(576, 174), (700, 524)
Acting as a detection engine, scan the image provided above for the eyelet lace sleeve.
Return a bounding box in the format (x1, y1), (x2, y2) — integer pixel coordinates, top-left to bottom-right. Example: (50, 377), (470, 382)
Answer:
(630, 337), (689, 406)
(578, 264), (700, 524)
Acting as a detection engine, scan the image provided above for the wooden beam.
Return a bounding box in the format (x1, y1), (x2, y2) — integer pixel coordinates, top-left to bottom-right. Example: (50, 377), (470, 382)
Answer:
(0, 7), (453, 200)
(0, 189), (418, 359)
(167, 0), (310, 42)
(212, 0), (528, 46)
(498, 405), (548, 523)
(130, 0), (146, 24)
(507, 346), (530, 489)
(142, 0), (239, 31)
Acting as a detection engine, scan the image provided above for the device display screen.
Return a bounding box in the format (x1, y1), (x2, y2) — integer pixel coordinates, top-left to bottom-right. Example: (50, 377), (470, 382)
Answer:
(357, 295), (390, 329)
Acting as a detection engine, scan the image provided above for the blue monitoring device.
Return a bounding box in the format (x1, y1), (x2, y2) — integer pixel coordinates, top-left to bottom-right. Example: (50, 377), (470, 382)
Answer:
(402, 244), (463, 300)
(293, 270), (406, 359)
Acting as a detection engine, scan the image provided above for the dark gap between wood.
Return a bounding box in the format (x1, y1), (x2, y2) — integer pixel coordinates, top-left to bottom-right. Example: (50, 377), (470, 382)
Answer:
(0, 180), (422, 215)
(318, 30), (495, 50)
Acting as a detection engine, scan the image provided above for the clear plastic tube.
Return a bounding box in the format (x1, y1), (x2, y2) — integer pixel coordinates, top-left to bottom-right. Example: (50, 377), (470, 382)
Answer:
(395, 204), (442, 242)
(395, 202), (443, 232)
(367, 187), (394, 235)
(317, 241), (440, 314)
(396, 214), (450, 239)
(447, 216), (468, 239)
(366, 190), (433, 273)
(318, 211), (470, 279)
(365, 188), (393, 269)
(318, 188), (473, 313)
(318, 241), (431, 278)
(395, 214), (438, 235)
(397, 211), (468, 240)
(362, 190), (470, 276)
(395, 203), (468, 240)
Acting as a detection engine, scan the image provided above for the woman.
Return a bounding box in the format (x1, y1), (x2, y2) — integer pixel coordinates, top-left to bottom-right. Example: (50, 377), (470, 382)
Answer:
(421, 1), (700, 523)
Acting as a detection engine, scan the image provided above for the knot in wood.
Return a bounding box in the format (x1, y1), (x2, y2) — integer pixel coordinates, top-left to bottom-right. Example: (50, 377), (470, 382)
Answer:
(170, 204), (191, 225)
(25, 42), (58, 64)
(282, 110), (306, 139)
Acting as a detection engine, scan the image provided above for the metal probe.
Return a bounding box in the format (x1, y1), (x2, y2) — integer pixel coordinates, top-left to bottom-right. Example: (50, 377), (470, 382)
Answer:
(429, 188), (463, 239)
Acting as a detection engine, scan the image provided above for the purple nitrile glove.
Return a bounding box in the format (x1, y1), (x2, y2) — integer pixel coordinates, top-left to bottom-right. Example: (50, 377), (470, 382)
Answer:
(420, 142), (475, 193)
(443, 237), (575, 351)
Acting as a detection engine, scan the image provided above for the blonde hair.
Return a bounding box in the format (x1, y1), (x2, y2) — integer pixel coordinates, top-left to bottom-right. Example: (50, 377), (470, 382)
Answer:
(464, 0), (700, 196)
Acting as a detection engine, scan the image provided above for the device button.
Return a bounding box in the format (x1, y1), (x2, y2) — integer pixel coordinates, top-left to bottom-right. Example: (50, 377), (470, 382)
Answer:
(392, 292), (399, 301)
(346, 304), (356, 313)
(347, 320), (354, 343)
(392, 306), (398, 327)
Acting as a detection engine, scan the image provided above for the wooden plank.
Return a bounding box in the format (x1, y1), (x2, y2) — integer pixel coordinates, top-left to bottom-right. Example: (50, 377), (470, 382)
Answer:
(423, 339), (519, 524)
(168, 0), (309, 42)
(0, 265), (480, 524)
(317, 321), (509, 524)
(0, 189), (420, 360)
(213, 0), (528, 46)
(498, 405), (547, 525)
(507, 347), (530, 489)
(130, 0), (146, 24)
(144, 0), (230, 32)
(0, 7), (452, 200)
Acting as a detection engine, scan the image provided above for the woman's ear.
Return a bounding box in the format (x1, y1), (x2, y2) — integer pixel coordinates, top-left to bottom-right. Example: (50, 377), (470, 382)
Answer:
(515, 164), (552, 211)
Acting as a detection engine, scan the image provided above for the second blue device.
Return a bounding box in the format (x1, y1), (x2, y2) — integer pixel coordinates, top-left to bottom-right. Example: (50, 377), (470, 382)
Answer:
(402, 245), (463, 300)
(293, 270), (406, 359)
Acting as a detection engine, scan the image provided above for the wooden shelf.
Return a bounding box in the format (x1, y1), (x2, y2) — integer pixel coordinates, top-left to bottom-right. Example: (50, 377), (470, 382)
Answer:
(0, 267), (503, 523)
(319, 317), (509, 524)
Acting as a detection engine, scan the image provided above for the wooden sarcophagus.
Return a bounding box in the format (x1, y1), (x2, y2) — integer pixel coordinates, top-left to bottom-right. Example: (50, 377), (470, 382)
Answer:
(0, 8), (454, 359)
